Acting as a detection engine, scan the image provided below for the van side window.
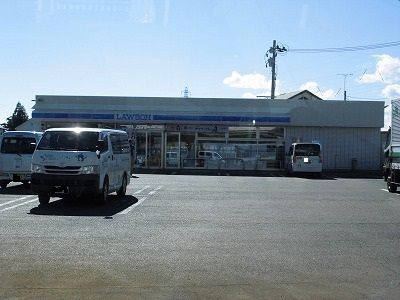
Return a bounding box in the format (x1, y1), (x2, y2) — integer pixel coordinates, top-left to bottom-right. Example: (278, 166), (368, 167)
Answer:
(119, 135), (130, 154)
(1, 137), (37, 154)
(110, 133), (130, 154)
(110, 134), (122, 154)
(101, 136), (109, 152)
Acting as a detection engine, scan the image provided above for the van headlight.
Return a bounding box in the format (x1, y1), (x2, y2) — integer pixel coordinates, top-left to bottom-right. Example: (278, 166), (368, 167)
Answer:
(81, 165), (99, 174)
(31, 164), (44, 173)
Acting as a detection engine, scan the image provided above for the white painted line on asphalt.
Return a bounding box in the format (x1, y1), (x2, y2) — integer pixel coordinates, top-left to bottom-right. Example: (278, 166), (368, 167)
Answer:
(148, 186), (162, 195)
(0, 195), (37, 208)
(118, 186), (162, 215)
(0, 198), (38, 212)
(381, 189), (389, 192)
(118, 196), (147, 215)
(134, 185), (150, 194)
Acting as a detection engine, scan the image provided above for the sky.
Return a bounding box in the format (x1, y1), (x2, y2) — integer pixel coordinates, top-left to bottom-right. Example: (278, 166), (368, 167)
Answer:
(1, 0), (400, 128)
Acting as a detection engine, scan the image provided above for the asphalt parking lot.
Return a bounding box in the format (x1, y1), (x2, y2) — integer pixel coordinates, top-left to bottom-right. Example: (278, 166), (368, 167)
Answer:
(0, 174), (399, 299)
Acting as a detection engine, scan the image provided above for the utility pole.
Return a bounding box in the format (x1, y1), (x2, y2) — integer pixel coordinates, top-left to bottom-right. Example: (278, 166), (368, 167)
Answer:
(337, 73), (353, 101)
(266, 40), (287, 100)
(270, 40), (277, 99)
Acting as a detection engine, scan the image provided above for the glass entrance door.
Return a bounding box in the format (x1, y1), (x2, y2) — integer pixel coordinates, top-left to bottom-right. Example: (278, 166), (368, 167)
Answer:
(148, 132), (162, 168)
(165, 132), (180, 168)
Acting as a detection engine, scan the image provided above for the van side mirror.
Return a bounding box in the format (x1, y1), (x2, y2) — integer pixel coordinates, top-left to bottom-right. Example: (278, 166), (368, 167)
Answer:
(29, 142), (36, 152)
(96, 140), (106, 159)
(96, 140), (106, 151)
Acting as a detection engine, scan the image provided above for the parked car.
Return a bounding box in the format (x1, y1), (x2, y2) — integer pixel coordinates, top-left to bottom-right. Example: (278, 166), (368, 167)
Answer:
(0, 131), (42, 188)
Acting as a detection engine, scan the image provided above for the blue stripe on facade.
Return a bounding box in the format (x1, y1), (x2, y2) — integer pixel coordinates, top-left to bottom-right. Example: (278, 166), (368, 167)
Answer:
(32, 112), (114, 120)
(153, 115), (290, 123)
(32, 112), (290, 123)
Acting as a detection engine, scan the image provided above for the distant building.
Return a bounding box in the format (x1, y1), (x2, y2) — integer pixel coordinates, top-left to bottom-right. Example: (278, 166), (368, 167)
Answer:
(276, 90), (323, 101)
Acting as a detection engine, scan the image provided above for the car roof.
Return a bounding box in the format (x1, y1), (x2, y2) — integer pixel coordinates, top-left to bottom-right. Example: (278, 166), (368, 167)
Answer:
(45, 127), (127, 134)
(2, 131), (42, 137)
(292, 142), (321, 146)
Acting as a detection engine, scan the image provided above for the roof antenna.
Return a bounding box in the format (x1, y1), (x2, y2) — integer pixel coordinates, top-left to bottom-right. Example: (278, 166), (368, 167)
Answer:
(182, 86), (191, 98)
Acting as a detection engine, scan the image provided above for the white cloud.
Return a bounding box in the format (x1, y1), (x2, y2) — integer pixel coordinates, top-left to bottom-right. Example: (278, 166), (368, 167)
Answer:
(223, 71), (270, 89)
(382, 84), (400, 98)
(359, 54), (400, 84)
(300, 81), (336, 99)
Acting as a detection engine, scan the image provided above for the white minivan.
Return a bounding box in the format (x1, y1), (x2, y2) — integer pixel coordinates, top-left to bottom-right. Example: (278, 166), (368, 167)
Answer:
(31, 128), (131, 204)
(0, 131), (43, 188)
(287, 142), (322, 176)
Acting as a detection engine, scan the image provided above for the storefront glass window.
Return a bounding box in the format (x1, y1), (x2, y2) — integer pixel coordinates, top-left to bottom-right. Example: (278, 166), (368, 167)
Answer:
(257, 142), (285, 169)
(228, 127), (256, 139)
(135, 132), (146, 168)
(148, 132), (162, 168)
(181, 133), (196, 168)
(165, 133), (179, 168)
(228, 141), (258, 170)
(197, 132), (226, 138)
(259, 127), (284, 139)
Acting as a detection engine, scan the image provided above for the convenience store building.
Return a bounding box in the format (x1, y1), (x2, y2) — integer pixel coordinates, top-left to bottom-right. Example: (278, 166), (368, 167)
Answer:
(20, 91), (384, 171)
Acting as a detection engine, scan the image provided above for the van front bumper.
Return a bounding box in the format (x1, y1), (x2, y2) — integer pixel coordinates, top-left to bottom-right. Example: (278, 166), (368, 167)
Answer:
(0, 172), (31, 181)
(31, 174), (100, 195)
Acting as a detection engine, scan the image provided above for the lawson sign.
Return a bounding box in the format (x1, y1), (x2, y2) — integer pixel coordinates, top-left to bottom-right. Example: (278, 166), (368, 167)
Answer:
(115, 114), (153, 121)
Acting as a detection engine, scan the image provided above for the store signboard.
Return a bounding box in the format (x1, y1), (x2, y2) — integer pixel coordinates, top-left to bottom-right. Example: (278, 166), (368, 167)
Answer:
(166, 125), (228, 133)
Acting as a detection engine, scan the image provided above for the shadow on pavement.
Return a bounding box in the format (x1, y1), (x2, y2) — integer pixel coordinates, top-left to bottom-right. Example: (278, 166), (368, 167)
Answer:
(289, 174), (336, 180)
(0, 184), (35, 195)
(29, 195), (138, 217)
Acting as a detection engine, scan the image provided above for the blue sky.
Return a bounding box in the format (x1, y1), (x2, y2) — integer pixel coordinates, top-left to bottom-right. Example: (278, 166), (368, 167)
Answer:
(1, 0), (400, 128)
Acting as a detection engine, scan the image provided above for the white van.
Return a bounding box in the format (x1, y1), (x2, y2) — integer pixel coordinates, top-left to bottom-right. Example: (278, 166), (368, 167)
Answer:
(287, 142), (322, 175)
(31, 128), (131, 204)
(197, 150), (225, 169)
(0, 131), (43, 188)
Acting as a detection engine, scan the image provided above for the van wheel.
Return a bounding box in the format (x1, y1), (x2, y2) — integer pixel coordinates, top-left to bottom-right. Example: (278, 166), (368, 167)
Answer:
(98, 177), (109, 204)
(22, 181), (30, 188)
(117, 174), (127, 197)
(0, 181), (8, 189)
(38, 194), (50, 205)
(387, 178), (397, 193)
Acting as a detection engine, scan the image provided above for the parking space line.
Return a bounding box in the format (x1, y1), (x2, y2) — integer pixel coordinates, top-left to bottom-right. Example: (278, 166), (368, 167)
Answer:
(381, 189), (389, 192)
(0, 195), (37, 208)
(118, 186), (162, 215)
(0, 198), (38, 212)
(148, 186), (162, 195)
(118, 196), (147, 215)
(134, 185), (150, 194)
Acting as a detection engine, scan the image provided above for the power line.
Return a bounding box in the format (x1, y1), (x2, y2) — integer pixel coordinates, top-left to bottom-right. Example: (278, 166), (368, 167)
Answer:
(289, 41), (400, 53)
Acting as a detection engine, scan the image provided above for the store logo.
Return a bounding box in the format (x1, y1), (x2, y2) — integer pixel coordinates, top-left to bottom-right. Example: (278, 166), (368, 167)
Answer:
(115, 114), (153, 121)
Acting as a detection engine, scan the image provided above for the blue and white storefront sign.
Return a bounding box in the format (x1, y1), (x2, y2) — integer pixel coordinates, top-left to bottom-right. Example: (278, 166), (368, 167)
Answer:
(32, 112), (290, 125)
(115, 114), (153, 121)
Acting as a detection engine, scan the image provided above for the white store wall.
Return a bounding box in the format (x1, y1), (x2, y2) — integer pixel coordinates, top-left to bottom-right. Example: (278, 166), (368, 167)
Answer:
(286, 127), (381, 170)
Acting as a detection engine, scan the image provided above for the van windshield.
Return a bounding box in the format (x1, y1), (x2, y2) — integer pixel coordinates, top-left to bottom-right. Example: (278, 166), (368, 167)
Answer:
(294, 144), (320, 156)
(37, 131), (100, 151)
(1, 137), (36, 154)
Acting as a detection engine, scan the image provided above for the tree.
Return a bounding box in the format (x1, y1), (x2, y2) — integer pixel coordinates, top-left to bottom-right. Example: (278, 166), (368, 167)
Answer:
(3, 102), (29, 131)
